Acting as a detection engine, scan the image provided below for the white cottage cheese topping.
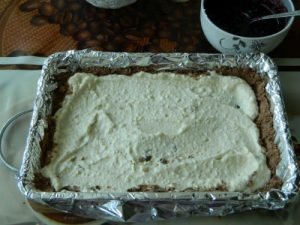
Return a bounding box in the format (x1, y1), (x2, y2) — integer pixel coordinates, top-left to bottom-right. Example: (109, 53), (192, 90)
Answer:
(42, 71), (271, 192)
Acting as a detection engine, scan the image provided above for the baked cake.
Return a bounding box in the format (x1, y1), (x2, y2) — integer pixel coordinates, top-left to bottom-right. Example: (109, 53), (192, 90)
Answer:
(39, 69), (280, 193)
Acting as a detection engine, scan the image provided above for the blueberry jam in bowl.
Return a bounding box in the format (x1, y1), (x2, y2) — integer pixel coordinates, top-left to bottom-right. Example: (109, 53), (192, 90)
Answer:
(200, 0), (295, 54)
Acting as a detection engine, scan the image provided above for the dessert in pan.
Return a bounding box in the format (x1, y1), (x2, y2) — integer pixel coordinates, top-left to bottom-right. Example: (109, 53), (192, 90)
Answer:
(39, 67), (280, 193)
(19, 51), (298, 221)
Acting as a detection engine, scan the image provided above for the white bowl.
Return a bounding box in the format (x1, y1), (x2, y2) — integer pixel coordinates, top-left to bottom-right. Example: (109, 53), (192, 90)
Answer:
(200, 0), (295, 54)
(86, 0), (137, 9)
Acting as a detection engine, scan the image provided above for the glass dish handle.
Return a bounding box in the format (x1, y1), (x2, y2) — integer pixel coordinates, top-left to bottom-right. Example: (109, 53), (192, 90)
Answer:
(0, 109), (33, 173)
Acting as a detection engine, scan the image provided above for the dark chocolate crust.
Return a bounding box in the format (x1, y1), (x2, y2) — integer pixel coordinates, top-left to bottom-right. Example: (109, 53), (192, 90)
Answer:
(35, 66), (281, 192)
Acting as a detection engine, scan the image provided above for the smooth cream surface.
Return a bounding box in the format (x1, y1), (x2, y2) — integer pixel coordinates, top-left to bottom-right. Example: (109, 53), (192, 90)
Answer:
(41, 71), (271, 192)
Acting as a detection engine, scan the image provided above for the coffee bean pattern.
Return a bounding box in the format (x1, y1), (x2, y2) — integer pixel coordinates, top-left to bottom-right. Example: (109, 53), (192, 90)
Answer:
(19, 0), (41, 12)
(19, 0), (210, 52)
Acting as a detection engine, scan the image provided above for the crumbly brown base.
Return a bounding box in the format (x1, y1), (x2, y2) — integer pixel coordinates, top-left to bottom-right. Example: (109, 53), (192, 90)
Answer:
(35, 66), (281, 192)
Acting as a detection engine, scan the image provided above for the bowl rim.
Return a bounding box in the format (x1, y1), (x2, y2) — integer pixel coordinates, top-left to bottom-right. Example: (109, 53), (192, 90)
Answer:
(200, 0), (295, 40)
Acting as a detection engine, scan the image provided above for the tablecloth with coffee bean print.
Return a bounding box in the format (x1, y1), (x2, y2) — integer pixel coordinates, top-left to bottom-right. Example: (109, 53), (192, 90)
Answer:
(1, 0), (299, 58)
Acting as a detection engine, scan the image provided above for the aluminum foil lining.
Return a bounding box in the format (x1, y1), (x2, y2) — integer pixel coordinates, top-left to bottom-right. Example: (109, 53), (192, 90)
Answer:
(18, 50), (299, 222)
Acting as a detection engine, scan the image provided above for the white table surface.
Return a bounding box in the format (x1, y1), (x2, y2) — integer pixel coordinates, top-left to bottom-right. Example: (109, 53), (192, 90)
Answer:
(0, 57), (299, 225)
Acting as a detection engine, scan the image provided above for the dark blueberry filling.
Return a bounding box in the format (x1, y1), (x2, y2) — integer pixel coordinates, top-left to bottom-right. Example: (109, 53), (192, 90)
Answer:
(204, 0), (289, 37)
